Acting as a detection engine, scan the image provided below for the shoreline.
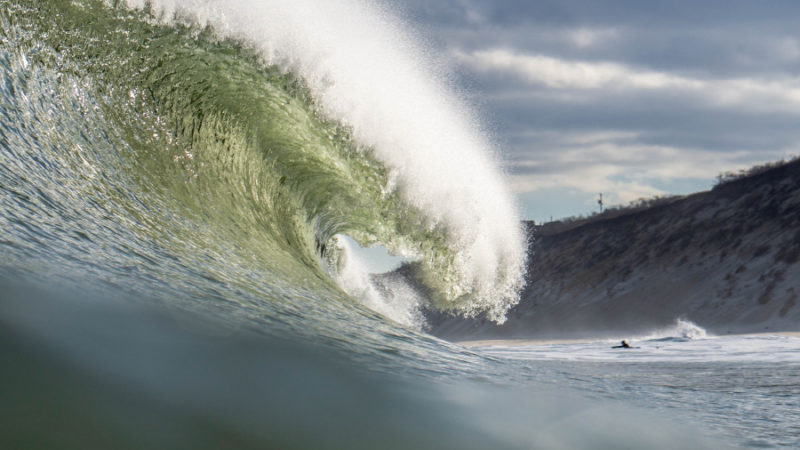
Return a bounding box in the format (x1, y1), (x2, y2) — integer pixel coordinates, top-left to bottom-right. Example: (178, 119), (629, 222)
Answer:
(456, 331), (800, 348)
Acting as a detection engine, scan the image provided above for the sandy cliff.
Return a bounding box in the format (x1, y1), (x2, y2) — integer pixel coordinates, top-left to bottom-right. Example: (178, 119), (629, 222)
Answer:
(423, 159), (800, 340)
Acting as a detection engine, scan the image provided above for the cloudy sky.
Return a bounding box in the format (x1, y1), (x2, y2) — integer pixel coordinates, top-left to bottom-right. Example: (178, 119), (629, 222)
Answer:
(386, 0), (800, 222)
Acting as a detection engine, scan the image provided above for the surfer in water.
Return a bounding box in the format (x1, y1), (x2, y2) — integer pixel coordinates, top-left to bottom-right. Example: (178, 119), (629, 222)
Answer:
(612, 340), (632, 349)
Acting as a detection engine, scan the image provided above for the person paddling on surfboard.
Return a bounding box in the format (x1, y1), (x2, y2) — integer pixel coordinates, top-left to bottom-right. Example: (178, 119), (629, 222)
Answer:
(612, 340), (632, 349)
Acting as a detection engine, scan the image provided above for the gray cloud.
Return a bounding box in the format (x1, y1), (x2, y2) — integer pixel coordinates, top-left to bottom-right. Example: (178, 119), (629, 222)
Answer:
(387, 0), (800, 217)
(394, 0), (800, 30)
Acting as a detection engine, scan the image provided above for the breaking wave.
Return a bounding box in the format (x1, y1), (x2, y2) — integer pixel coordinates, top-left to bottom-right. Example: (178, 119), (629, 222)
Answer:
(0, 0), (526, 328)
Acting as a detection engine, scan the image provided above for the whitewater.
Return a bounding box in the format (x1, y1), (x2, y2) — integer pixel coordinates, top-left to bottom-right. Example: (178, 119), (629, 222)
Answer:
(1, 1), (798, 448)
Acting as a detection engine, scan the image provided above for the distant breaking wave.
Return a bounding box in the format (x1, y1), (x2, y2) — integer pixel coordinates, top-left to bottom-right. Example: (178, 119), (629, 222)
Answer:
(641, 319), (710, 342)
(0, 0), (526, 327)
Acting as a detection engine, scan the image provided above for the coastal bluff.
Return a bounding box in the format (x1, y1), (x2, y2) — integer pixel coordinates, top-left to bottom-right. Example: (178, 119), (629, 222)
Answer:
(423, 159), (800, 340)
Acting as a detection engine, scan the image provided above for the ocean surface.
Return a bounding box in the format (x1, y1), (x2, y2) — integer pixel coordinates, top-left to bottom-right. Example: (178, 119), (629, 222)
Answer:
(1, 1), (797, 448)
(477, 324), (800, 448)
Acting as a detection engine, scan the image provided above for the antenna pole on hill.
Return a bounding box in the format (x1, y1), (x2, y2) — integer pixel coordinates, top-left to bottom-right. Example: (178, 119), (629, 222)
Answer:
(598, 193), (604, 213)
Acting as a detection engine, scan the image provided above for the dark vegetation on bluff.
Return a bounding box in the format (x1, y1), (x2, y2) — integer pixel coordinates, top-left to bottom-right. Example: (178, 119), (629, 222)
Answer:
(423, 157), (800, 340)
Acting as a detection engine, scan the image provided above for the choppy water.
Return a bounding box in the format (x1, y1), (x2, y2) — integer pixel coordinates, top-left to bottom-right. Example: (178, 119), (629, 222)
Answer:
(1, 1), (797, 448)
(479, 332), (800, 448)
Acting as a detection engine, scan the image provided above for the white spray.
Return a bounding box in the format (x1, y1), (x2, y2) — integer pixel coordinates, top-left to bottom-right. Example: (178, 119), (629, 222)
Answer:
(125, 0), (528, 323)
(642, 319), (710, 341)
(330, 235), (425, 329)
